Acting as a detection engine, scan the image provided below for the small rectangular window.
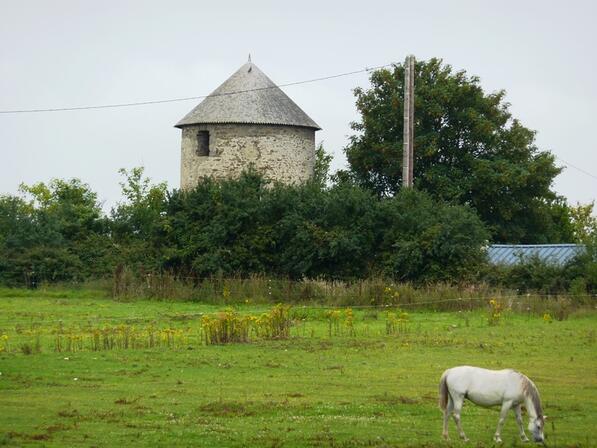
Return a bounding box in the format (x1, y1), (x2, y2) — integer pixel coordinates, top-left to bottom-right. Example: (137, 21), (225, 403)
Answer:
(196, 131), (210, 156)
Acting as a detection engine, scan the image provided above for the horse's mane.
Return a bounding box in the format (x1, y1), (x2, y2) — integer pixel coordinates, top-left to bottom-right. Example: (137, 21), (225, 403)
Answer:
(521, 375), (543, 417)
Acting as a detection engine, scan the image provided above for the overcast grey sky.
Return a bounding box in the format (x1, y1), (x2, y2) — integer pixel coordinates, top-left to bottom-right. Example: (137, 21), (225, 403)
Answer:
(1, 0), (596, 210)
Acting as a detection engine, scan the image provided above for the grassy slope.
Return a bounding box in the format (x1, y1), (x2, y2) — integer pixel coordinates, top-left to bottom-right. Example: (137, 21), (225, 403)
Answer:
(0, 294), (595, 447)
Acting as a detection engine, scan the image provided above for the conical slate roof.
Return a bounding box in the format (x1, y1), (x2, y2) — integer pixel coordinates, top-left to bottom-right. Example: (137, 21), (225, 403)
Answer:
(175, 61), (321, 130)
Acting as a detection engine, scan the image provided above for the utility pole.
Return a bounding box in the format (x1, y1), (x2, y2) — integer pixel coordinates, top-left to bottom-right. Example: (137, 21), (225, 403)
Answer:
(402, 55), (415, 188)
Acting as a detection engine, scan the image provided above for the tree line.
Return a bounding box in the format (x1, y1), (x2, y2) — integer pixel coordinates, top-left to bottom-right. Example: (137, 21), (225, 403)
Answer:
(0, 167), (488, 284)
(0, 165), (594, 293)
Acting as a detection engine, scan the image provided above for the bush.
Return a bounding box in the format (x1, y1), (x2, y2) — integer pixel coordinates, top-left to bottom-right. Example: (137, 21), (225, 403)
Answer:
(0, 181), (112, 286)
(161, 175), (489, 283)
(379, 189), (489, 282)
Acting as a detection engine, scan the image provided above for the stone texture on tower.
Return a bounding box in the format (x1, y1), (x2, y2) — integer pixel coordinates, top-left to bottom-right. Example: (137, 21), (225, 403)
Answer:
(175, 60), (320, 189)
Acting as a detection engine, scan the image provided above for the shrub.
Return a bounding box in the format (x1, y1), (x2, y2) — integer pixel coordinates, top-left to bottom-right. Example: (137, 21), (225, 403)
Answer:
(484, 250), (596, 297)
(487, 299), (504, 326)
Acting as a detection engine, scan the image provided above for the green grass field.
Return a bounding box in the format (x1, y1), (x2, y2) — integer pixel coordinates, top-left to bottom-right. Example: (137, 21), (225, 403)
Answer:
(0, 292), (595, 447)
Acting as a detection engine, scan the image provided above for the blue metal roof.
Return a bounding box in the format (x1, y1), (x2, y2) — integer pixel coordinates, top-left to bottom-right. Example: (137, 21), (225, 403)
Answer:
(487, 244), (585, 266)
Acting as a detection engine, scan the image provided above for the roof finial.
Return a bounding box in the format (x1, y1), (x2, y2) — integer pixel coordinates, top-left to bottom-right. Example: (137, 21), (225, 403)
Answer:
(248, 53), (252, 63)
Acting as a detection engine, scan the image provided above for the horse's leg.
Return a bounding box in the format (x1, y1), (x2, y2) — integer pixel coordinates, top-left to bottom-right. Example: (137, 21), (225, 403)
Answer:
(442, 395), (453, 440)
(515, 404), (529, 442)
(493, 400), (513, 443)
(451, 394), (469, 442)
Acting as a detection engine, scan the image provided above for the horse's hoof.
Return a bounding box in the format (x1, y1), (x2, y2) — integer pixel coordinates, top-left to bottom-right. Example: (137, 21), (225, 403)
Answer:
(521, 437), (530, 443)
(493, 436), (503, 444)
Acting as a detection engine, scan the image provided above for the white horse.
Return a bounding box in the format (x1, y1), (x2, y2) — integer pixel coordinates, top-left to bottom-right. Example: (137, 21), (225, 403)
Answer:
(439, 366), (546, 443)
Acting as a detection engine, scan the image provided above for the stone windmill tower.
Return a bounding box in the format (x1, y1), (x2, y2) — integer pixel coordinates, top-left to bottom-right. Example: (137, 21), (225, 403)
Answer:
(175, 58), (321, 189)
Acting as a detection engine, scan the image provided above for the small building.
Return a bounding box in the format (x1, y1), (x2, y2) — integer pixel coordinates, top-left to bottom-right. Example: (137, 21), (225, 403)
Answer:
(487, 244), (585, 266)
(175, 58), (321, 189)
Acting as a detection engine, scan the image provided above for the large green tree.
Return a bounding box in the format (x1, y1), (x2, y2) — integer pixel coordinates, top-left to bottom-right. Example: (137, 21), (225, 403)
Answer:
(344, 58), (573, 243)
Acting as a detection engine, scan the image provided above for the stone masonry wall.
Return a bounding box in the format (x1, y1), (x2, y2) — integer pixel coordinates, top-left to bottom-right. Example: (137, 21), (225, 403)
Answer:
(180, 124), (315, 189)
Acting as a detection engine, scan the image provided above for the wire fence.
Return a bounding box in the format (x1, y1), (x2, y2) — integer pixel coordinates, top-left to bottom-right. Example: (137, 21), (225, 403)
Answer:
(0, 294), (595, 325)
(0, 293), (595, 326)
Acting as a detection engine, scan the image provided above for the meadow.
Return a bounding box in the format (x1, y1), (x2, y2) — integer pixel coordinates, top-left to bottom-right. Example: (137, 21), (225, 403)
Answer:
(0, 289), (595, 447)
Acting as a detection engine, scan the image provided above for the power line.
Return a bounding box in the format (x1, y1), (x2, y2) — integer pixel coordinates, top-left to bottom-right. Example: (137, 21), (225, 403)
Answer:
(0, 63), (395, 115)
(556, 155), (597, 182)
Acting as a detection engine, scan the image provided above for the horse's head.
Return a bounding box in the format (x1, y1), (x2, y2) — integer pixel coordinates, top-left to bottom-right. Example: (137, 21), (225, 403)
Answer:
(528, 415), (546, 443)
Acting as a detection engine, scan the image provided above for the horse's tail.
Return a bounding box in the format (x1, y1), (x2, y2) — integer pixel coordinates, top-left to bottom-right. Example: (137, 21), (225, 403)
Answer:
(438, 371), (449, 411)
